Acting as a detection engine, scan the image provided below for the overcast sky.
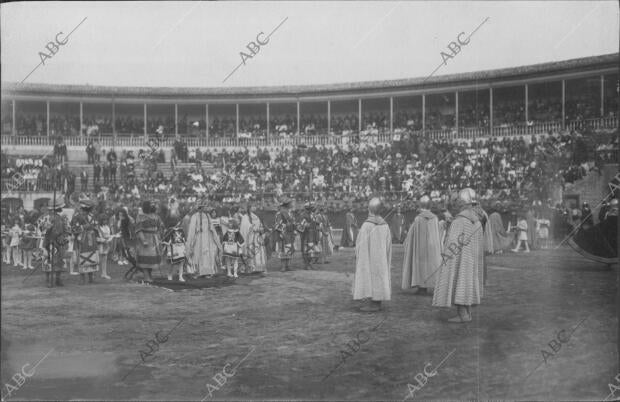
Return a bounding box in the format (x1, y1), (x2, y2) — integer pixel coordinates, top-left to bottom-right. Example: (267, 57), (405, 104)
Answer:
(1, 1), (618, 88)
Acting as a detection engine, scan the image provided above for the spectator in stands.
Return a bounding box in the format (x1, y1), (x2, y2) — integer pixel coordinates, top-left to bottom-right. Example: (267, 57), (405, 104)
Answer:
(80, 169), (88, 192)
(110, 161), (117, 185)
(102, 161), (110, 185)
(93, 161), (101, 185)
(67, 170), (76, 197)
(54, 137), (67, 164)
(86, 140), (95, 164)
(107, 148), (117, 164)
(94, 140), (101, 162)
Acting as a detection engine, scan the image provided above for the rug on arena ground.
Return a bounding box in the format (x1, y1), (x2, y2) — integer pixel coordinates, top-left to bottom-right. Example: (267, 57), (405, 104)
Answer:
(142, 272), (265, 291)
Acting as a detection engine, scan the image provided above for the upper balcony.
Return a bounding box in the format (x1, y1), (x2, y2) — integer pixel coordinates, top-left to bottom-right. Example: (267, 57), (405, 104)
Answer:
(1, 53), (618, 147)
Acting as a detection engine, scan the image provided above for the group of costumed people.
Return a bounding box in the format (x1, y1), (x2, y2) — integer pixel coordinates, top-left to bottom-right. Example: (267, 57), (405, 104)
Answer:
(10, 193), (337, 287)
(272, 197), (335, 271)
(353, 189), (491, 322)
(17, 197), (118, 288)
(173, 196), (335, 278)
(354, 189), (619, 319)
(177, 200), (271, 280)
(386, 200), (572, 253)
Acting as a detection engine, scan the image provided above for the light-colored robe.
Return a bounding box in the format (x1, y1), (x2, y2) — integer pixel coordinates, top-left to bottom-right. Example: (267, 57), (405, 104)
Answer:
(181, 213), (192, 239)
(240, 212), (267, 272)
(432, 208), (484, 307)
(186, 212), (222, 276)
(353, 215), (392, 301)
(401, 209), (442, 289)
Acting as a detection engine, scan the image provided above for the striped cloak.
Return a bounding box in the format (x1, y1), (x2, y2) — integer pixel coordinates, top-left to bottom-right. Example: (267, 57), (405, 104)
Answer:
(432, 208), (484, 308)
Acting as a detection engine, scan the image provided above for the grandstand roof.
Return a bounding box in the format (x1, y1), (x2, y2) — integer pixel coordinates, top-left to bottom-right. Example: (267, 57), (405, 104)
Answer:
(2, 53), (618, 99)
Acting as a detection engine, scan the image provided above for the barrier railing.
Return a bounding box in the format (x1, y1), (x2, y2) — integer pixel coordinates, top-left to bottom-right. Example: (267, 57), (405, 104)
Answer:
(566, 116), (618, 130)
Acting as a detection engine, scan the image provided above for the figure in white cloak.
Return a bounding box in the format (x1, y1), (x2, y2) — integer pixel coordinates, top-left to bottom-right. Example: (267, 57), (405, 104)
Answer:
(185, 204), (222, 277)
(353, 197), (392, 312)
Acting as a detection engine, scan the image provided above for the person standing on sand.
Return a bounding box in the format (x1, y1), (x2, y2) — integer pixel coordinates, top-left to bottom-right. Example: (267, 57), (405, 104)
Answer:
(390, 206), (405, 244)
(134, 201), (163, 282)
(71, 199), (100, 285)
(42, 201), (69, 287)
(186, 203), (221, 278)
(432, 188), (484, 323)
(274, 198), (296, 272)
(401, 195), (442, 295)
(353, 197), (392, 312)
(316, 206), (334, 264)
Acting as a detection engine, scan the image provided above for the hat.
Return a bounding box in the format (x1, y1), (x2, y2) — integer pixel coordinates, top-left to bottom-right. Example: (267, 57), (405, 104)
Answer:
(458, 188), (476, 205)
(228, 219), (239, 230)
(279, 197), (292, 207)
(50, 200), (65, 211)
(419, 195), (431, 204)
(79, 199), (95, 209)
(197, 199), (211, 209)
(141, 200), (152, 213)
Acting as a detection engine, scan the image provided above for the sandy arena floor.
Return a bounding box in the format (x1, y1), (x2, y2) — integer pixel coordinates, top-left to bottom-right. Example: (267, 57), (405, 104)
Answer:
(1, 245), (617, 401)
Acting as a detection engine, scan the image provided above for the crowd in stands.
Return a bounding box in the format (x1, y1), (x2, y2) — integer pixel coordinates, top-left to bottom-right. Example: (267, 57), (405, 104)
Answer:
(3, 124), (616, 211)
(14, 114), (47, 136)
(459, 104), (490, 128)
(529, 98), (562, 122)
(566, 95), (600, 122)
(494, 100), (525, 127)
(2, 128), (600, 207)
(394, 110), (423, 131)
(1, 152), (76, 193)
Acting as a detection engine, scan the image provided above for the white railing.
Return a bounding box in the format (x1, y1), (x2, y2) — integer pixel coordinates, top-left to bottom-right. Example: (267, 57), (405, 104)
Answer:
(492, 124), (530, 137)
(459, 127), (490, 139)
(566, 116), (618, 130)
(491, 121), (563, 137)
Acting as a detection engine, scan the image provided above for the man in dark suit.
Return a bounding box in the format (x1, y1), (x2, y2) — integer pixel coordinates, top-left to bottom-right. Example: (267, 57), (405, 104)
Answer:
(93, 161), (101, 184)
(80, 170), (88, 192)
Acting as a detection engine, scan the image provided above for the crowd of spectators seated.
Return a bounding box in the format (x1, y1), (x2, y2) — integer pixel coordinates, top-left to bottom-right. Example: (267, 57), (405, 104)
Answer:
(494, 100), (525, 127)
(459, 104), (490, 128)
(426, 110), (455, 130)
(83, 116), (113, 136)
(14, 114), (47, 136)
(33, 128), (607, 207)
(529, 98), (562, 122)
(394, 110), (423, 131)
(566, 95), (599, 122)
(2, 126), (617, 219)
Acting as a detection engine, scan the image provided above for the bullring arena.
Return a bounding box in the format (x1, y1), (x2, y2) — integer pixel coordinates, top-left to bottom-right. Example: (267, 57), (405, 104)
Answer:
(1, 2), (619, 401)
